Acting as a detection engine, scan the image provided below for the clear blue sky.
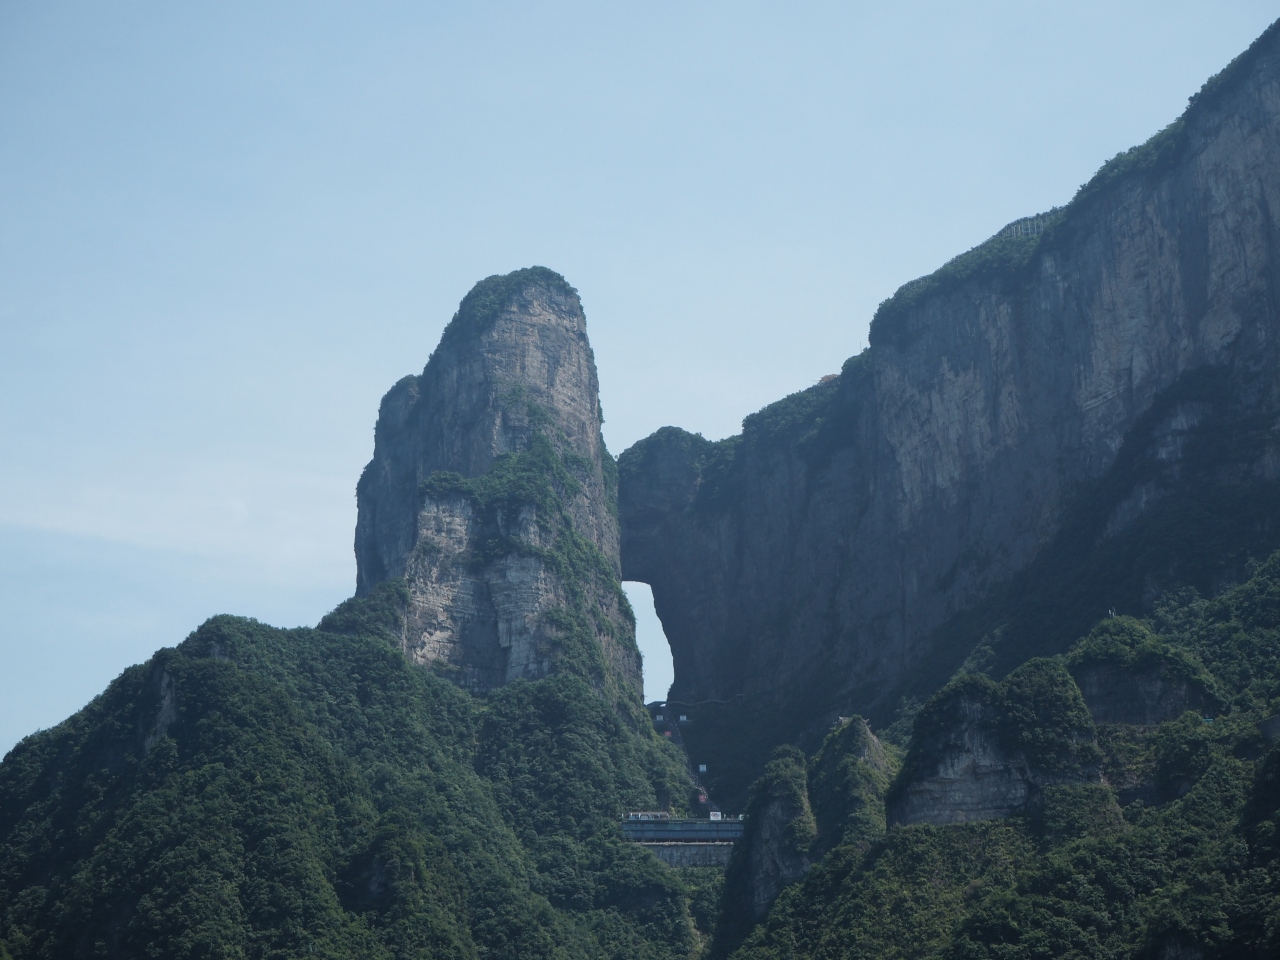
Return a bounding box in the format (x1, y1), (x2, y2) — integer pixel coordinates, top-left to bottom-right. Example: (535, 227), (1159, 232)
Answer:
(1, 1), (1275, 754)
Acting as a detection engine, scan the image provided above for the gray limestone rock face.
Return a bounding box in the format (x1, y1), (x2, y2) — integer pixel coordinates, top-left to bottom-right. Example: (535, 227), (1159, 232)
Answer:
(354, 267), (639, 696)
(619, 21), (1280, 805)
(887, 698), (1039, 826)
(744, 796), (812, 921)
(886, 669), (1102, 827)
(1065, 617), (1220, 726)
(1072, 661), (1212, 726)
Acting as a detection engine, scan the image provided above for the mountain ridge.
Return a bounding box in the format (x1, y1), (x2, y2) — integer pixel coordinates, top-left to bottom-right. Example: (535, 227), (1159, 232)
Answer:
(9, 18), (1280, 960)
(619, 14), (1280, 811)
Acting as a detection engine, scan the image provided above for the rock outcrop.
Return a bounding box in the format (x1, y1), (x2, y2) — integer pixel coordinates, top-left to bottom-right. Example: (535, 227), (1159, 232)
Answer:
(355, 267), (639, 696)
(1066, 617), (1219, 726)
(620, 19), (1280, 806)
(806, 717), (894, 856)
(888, 706), (1036, 826)
(714, 721), (895, 956)
(714, 746), (815, 957)
(887, 660), (1101, 826)
(738, 754), (813, 922)
(1074, 662), (1210, 727)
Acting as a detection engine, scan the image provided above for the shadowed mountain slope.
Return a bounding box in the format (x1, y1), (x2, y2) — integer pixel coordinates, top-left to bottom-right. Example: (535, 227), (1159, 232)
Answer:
(620, 17), (1280, 811)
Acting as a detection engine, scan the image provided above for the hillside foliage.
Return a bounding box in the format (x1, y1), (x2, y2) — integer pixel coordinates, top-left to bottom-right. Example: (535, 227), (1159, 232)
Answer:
(728, 553), (1280, 960)
(0, 593), (697, 960)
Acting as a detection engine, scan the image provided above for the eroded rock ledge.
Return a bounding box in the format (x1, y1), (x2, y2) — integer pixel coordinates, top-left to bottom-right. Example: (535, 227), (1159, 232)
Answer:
(887, 660), (1101, 827)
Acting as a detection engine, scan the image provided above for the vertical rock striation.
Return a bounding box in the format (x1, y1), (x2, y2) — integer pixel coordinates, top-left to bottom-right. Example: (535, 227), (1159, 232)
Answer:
(355, 267), (639, 697)
(620, 20), (1280, 807)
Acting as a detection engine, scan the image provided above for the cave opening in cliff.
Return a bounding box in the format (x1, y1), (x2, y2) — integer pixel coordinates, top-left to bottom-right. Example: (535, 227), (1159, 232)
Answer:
(623, 581), (674, 703)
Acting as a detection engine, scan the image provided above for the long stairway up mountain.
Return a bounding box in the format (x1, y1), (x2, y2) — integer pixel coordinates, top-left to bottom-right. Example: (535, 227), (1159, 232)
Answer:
(355, 267), (640, 698)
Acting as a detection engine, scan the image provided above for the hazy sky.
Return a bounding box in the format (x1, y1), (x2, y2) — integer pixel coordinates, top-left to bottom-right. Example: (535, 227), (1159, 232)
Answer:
(2, 1), (1276, 755)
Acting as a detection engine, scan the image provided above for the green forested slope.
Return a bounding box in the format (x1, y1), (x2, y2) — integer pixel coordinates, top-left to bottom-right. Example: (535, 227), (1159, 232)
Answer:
(728, 554), (1280, 960)
(10, 557), (1280, 960)
(0, 584), (699, 960)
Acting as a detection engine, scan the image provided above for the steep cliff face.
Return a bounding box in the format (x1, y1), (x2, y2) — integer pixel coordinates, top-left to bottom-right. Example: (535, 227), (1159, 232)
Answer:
(620, 20), (1280, 806)
(739, 755), (814, 922)
(1074, 662), (1207, 726)
(888, 697), (1037, 827)
(886, 660), (1101, 826)
(355, 267), (638, 696)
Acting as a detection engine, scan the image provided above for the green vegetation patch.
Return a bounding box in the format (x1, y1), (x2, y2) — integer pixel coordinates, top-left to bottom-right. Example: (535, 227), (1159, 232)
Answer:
(1067, 616), (1212, 682)
(0, 604), (702, 960)
(713, 722), (900, 959)
(806, 719), (898, 856)
(734, 549), (1280, 960)
(736, 821), (1032, 960)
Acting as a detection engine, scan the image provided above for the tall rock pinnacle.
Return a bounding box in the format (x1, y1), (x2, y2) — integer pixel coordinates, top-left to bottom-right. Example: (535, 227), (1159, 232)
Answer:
(355, 267), (639, 697)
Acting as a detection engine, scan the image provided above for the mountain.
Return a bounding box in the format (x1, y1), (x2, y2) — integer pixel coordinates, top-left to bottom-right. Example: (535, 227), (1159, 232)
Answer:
(619, 17), (1280, 812)
(721, 554), (1280, 959)
(0, 272), (708, 960)
(9, 18), (1280, 960)
(355, 267), (638, 701)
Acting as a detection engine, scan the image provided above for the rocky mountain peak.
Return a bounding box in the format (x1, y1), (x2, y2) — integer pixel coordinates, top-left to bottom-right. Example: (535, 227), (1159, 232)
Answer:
(354, 267), (637, 696)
